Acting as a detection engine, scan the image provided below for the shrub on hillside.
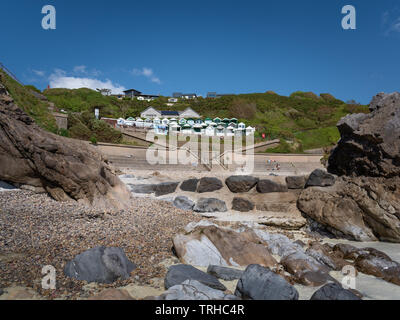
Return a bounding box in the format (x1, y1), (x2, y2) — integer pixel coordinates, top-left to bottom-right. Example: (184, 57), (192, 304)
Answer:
(228, 99), (257, 119)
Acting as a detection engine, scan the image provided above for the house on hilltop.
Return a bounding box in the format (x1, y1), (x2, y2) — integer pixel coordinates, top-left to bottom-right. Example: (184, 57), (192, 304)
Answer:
(140, 107), (200, 119)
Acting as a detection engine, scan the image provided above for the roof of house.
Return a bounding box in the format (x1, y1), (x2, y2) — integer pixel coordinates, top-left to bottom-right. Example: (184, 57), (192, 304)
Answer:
(161, 111), (180, 116)
(123, 89), (142, 93)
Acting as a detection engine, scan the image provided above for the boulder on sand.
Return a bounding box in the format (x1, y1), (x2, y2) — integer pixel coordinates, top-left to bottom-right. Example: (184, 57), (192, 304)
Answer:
(164, 264), (226, 291)
(225, 175), (259, 193)
(256, 179), (288, 193)
(155, 280), (239, 300)
(235, 264), (299, 300)
(0, 83), (131, 209)
(232, 197), (255, 212)
(193, 198), (227, 213)
(197, 177), (223, 193)
(305, 169), (335, 188)
(207, 265), (244, 281)
(173, 196), (195, 211)
(310, 283), (361, 300)
(285, 176), (306, 189)
(64, 246), (136, 284)
(180, 178), (199, 192)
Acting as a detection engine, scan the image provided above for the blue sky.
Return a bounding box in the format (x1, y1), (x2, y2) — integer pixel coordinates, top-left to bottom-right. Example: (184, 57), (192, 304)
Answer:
(1, 0), (400, 104)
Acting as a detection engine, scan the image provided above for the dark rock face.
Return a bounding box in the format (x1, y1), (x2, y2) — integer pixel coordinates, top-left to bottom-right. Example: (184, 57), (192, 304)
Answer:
(153, 182), (179, 196)
(180, 178), (199, 192)
(235, 264), (299, 300)
(164, 264), (226, 291)
(256, 179), (288, 193)
(310, 283), (361, 300)
(0, 84), (131, 209)
(232, 197), (255, 212)
(173, 196), (195, 211)
(305, 169), (335, 188)
(328, 92), (400, 178)
(193, 198), (227, 213)
(225, 176), (259, 193)
(285, 176), (306, 189)
(197, 177), (223, 193)
(64, 247), (136, 284)
(207, 265), (244, 281)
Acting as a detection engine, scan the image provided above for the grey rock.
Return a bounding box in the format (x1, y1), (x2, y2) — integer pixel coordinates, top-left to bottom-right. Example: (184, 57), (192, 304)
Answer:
(369, 91), (400, 112)
(173, 196), (195, 211)
(164, 264), (226, 291)
(207, 265), (244, 281)
(180, 178), (199, 192)
(193, 198), (227, 213)
(156, 280), (239, 300)
(154, 182), (179, 196)
(232, 197), (255, 212)
(225, 175), (259, 193)
(0, 288), (4, 296)
(256, 179), (288, 193)
(285, 176), (306, 189)
(128, 184), (155, 194)
(197, 177), (223, 193)
(305, 169), (335, 188)
(64, 246), (136, 284)
(310, 283), (361, 300)
(235, 264), (299, 300)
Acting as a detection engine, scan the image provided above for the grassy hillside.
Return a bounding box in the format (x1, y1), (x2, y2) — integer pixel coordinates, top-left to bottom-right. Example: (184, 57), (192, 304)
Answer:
(42, 87), (369, 152)
(0, 69), (57, 133)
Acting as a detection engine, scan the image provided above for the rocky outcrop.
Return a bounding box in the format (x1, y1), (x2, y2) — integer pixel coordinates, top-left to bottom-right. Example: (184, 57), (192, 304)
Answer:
(225, 175), (259, 193)
(197, 177), (223, 193)
(328, 92), (400, 178)
(64, 247), (136, 284)
(172, 222), (278, 268)
(235, 264), (299, 300)
(164, 264), (226, 290)
(0, 84), (131, 209)
(193, 198), (227, 213)
(232, 197), (255, 212)
(298, 176), (400, 242)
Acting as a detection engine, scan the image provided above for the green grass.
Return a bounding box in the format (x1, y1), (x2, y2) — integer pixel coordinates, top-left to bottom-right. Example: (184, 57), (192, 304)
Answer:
(0, 69), (57, 133)
(11, 82), (369, 152)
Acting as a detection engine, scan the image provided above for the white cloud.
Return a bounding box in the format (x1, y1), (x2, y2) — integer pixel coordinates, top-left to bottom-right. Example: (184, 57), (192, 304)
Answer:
(73, 65), (87, 74)
(32, 69), (45, 77)
(132, 67), (161, 84)
(382, 9), (400, 36)
(49, 70), (126, 94)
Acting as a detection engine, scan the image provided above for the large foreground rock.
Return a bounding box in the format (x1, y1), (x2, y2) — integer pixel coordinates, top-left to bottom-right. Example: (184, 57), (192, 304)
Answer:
(164, 264), (226, 291)
(310, 283), (361, 300)
(64, 247), (136, 284)
(328, 92), (400, 178)
(0, 83), (131, 209)
(235, 264), (299, 300)
(225, 175), (259, 193)
(155, 280), (239, 300)
(173, 222), (277, 268)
